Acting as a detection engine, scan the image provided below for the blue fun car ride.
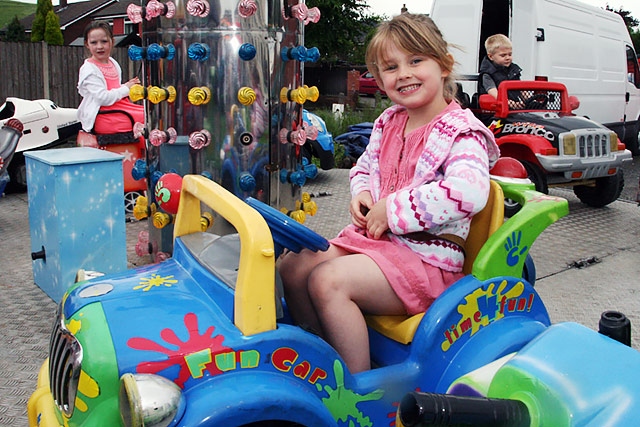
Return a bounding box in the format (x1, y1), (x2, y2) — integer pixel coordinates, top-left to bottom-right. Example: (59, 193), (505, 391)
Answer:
(29, 162), (579, 426)
(302, 109), (334, 170)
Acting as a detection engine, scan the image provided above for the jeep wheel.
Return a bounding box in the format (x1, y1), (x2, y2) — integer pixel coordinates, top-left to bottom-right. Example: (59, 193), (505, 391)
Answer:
(622, 121), (640, 156)
(504, 160), (548, 217)
(574, 170), (624, 207)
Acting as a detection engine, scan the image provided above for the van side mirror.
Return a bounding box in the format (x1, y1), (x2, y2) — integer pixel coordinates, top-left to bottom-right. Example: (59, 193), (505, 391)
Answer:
(478, 94), (499, 112)
(568, 95), (580, 111)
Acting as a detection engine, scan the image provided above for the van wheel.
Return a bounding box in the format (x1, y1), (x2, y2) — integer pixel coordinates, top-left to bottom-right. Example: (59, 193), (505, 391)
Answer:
(504, 161), (547, 217)
(574, 170), (624, 207)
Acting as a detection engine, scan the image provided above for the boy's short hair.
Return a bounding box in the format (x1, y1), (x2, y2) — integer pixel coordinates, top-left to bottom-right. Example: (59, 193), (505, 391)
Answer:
(485, 34), (512, 55)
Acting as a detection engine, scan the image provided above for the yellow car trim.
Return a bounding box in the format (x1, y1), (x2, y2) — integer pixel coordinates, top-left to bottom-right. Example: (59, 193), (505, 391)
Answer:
(174, 175), (276, 335)
(27, 359), (63, 427)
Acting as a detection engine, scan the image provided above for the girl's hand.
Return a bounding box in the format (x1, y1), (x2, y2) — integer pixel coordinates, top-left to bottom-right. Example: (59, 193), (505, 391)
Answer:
(350, 191), (373, 228)
(365, 197), (389, 240)
(125, 77), (141, 88)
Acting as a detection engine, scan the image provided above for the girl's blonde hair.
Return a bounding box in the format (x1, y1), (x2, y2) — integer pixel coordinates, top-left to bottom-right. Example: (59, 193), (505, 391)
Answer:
(365, 13), (458, 101)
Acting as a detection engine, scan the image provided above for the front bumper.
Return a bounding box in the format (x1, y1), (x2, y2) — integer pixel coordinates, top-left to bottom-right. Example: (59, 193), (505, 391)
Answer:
(536, 149), (632, 180)
(27, 359), (62, 427)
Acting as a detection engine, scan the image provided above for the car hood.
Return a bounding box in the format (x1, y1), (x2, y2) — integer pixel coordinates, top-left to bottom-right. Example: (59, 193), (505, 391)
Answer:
(499, 112), (609, 134)
(61, 252), (242, 377)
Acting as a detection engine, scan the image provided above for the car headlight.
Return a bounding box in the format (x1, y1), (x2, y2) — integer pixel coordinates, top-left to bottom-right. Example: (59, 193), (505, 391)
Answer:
(562, 133), (576, 155)
(119, 373), (184, 427)
(609, 132), (619, 152)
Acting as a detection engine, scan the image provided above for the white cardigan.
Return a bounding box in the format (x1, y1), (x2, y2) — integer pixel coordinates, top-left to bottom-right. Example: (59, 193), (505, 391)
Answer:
(77, 58), (131, 132)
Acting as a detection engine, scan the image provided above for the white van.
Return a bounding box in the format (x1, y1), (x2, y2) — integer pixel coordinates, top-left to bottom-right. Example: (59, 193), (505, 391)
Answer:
(431, 0), (640, 154)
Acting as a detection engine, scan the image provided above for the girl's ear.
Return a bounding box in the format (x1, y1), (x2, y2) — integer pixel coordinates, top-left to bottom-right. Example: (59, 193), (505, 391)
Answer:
(441, 53), (455, 78)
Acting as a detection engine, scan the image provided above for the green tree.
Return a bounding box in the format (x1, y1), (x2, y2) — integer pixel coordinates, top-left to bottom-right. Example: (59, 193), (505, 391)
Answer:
(607, 5), (640, 53)
(44, 11), (63, 45)
(31, 0), (53, 42)
(304, 0), (383, 64)
(631, 31), (640, 55)
(5, 16), (28, 42)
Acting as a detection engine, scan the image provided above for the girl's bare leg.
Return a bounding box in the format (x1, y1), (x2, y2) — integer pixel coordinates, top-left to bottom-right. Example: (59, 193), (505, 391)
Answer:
(278, 245), (347, 334)
(308, 254), (405, 373)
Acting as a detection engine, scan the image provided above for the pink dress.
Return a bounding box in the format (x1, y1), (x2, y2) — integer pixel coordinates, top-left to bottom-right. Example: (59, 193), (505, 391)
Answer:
(331, 108), (465, 315)
(88, 58), (144, 134)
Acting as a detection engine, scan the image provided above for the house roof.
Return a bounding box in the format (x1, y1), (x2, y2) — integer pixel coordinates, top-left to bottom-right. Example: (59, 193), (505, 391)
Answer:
(21, 0), (128, 32)
(69, 31), (140, 47)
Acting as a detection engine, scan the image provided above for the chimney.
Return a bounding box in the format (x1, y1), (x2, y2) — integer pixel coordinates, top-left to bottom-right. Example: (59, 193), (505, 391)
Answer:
(60, 0), (68, 7)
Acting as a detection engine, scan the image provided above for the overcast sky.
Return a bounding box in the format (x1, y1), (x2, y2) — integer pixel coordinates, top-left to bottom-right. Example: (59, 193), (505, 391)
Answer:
(14, 0), (640, 25)
(364, 0), (640, 22)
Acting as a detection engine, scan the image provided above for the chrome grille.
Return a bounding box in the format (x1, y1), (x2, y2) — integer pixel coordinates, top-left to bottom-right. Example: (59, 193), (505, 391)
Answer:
(49, 313), (83, 418)
(577, 131), (611, 159)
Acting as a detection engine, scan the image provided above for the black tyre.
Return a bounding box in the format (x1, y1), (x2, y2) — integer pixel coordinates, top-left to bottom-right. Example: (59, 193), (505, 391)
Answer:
(623, 122), (640, 156)
(124, 191), (144, 214)
(504, 160), (548, 217)
(5, 154), (27, 193)
(574, 170), (624, 207)
(301, 142), (313, 165)
(522, 253), (536, 286)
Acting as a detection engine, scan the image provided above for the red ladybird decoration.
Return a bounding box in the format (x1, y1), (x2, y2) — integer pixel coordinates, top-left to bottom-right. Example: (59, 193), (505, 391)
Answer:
(155, 173), (183, 214)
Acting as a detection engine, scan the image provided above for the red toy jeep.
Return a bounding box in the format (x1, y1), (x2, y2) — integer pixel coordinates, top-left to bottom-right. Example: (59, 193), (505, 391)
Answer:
(474, 80), (632, 215)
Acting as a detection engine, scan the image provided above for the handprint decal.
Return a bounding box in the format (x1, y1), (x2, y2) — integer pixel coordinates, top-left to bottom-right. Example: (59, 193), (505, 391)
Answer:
(505, 230), (528, 267)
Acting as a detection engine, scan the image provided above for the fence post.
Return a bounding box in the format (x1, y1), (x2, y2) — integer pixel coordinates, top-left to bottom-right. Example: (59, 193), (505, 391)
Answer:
(42, 42), (50, 99)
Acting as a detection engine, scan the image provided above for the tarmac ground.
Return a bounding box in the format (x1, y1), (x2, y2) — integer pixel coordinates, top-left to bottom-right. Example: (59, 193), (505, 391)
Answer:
(2, 158), (640, 426)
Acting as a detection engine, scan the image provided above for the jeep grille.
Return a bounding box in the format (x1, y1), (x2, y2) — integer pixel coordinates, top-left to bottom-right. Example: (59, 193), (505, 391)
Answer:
(49, 314), (83, 418)
(576, 132), (610, 158)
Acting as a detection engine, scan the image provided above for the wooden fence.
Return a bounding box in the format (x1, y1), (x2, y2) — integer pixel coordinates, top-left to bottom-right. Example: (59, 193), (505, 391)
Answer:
(0, 42), (136, 108)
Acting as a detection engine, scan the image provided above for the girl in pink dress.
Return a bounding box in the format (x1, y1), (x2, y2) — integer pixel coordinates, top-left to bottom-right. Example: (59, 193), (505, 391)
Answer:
(278, 13), (500, 373)
(77, 21), (144, 134)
